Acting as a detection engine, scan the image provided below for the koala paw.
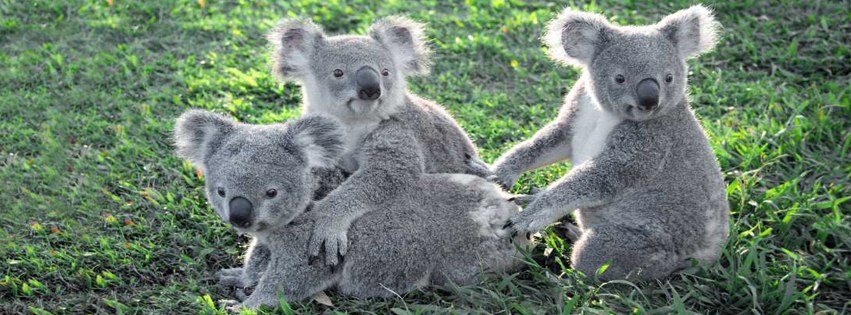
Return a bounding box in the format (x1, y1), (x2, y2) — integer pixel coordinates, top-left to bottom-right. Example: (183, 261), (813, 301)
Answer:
(464, 153), (494, 178)
(490, 167), (520, 190)
(307, 221), (348, 268)
(503, 204), (558, 236)
(217, 268), (248, 288)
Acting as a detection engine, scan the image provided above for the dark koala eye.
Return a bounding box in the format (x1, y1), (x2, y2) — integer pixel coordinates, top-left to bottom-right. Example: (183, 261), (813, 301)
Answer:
(265, 189), (277, 198)
(217, 188), (225, 197)
(615, 74), (626, 84)
(333, 69), (344, 77)
(381, 68), (389, 76)
(665, 73), (674, 83)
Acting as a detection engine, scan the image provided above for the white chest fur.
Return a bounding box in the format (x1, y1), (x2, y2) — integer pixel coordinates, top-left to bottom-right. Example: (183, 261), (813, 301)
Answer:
(306, 106), (380, 171)
(570, 97), (622, 165)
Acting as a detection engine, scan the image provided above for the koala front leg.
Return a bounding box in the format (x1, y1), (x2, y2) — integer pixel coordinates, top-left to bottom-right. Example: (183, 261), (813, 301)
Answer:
(307, 123), (424, 266)
(491, 110), (574, 189)
(506, 132), (671, 234)
(217, 239), (271, 289)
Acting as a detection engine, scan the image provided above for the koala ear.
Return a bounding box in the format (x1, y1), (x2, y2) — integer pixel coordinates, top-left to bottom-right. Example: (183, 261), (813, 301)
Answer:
(368, 16), (432, 76)
(657, 5), (720, 59)
(174, 110), (236, 173)
(543, 8), (614, 67)
(285, 114), (344, 169)
(267, 18), (326, 81)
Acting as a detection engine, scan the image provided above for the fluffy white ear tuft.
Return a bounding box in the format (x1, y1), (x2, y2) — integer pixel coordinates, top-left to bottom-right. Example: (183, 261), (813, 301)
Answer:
(267, 18), (326, 81)
(368, 16), (432, 76)
(285, 114), (344, 169)
(657, 5), (720, 59)
(543, 8), (613, 67)
(173, 109), (236, 173)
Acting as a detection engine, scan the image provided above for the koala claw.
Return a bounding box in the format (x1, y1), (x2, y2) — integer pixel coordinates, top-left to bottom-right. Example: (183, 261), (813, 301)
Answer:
(502, 220), (514, 230)
(307, 226), (349, 267)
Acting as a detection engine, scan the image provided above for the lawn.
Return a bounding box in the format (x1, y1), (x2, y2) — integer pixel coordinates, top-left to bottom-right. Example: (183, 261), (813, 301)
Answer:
(1, 0), (849, 314)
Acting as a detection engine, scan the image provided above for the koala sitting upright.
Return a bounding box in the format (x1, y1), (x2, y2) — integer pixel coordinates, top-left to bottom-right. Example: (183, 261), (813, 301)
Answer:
(174, 110), (524, 311)
(492, 5), (729, 280)
(267, 17), (491, 265)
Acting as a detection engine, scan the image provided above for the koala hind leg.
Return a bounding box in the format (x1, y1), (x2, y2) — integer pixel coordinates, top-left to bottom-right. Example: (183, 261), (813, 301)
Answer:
(570, 225), (683, 281)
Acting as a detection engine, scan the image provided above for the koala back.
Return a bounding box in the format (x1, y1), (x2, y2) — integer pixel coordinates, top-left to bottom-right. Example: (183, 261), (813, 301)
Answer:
(336, 173), (524, 296)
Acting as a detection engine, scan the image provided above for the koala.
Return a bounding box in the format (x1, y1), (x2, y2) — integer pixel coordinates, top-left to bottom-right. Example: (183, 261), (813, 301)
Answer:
(491, 5), (730, 280)
(173, 110), (525, 311)
(267, 16), (492, 266)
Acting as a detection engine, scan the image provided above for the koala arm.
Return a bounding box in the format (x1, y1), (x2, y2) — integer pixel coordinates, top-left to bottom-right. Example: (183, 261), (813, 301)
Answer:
(507, 126), (672, 233)
(491, 111), (573, 188)
(307, 121), (423, 266)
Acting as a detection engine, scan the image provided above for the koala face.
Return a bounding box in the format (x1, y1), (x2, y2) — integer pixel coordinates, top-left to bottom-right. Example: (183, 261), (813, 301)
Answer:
(306, 36), (401, 116)
(544, 5), (719, 121)
(174, 111), (343, 234)
(202, 130), (312, 234)
(268, 17), (431, 120)
(588, 34), (686, 120)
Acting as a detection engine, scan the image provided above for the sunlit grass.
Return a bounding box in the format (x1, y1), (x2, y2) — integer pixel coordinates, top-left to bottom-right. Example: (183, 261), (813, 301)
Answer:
(1, 0), (848, 314)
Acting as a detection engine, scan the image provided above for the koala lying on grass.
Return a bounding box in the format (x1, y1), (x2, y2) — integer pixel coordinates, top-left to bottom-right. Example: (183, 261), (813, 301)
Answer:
(493, 5), (730, 280)
(174, 110), (525, 311)
(267, 17), (492, 266)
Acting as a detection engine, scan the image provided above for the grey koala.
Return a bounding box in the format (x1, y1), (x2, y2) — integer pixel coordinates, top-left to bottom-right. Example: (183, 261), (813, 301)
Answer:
(491, 5), (730, 280)
(267, 16), (491, 266)
(173, 110), (525, 311)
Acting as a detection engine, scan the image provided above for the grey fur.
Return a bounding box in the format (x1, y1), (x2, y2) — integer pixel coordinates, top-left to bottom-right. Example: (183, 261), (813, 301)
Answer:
(174, 110), (525, 311)
(492, 5), (729, 280)
(267, 16), (490, 265)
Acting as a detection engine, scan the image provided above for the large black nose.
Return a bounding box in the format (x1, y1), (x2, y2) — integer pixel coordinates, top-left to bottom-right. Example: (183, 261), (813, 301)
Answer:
(635, 78), (660, 110)
(228, 197), (253, 228)
(356, 66), (381, 101)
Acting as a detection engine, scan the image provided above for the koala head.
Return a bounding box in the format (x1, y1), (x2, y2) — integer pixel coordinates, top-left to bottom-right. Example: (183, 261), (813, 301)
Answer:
(174, 110), (344, 234)
(544, 5), (719, 121)
(268, 16), (431, 120)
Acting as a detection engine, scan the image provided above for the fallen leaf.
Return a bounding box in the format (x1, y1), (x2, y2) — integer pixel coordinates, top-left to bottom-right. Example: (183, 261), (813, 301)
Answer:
(312, 291), (334, 307)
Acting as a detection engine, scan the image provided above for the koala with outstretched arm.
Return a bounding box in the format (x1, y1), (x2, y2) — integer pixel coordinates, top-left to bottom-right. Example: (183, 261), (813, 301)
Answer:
(174, 110), (525, 311)
(267, 17), (491, 266)
(493, 5), (730, 280)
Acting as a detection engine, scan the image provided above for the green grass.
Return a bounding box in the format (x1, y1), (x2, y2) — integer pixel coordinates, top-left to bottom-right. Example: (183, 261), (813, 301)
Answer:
(1, 0), (849, 314)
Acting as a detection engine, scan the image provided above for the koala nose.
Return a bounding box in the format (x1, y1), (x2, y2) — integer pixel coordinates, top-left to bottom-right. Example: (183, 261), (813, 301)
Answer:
(636, 78), (660, 110)
(228, 197), (253, 228)
(356, 66), (381, 101)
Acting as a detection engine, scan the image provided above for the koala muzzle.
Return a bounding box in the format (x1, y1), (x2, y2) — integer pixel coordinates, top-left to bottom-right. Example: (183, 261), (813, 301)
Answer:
(228, 197), (253, 228)
(636, 78), (660, 110)
(356, 66), (381, 101)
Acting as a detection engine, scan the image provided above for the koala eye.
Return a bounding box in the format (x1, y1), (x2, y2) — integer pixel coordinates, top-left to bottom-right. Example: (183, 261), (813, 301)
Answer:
(265, 189), (278, 198)
(615, 74), (626, 84)
(381, 68), (389, 76)
(217, 187), (226, 197)
(333, 69), (344, 77)
(665, 73), (673, 83)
